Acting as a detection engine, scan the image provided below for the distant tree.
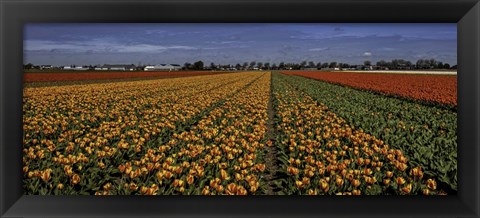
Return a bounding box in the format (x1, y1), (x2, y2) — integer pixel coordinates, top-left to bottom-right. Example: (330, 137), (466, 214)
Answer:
(284, 63), (292, 69)
(24, 63), (34, 70)
(316, 62), (322, 69)
(308, 61), (316, 68)
(210, 62), (216, 70)
(376, 60), (387, 67)
(416, 58), (438, 69)
(193, 61), (204, 70)
(391, 59), (399, 68)
(292, 63), (301, 70)
(388, 59), (411, 69)
(321, 63), (329, 68)
(300, 61), (307, 68)
(415, 59), (425, 69)
(329, 62), (337, 68)
(429, 58), (438, 68)
(183, 62), (192, 70)
(235, 63), (242, 69)
(256, 62), (263, 69)
(363, 60), (371, 66)
(264, 62), (270, 69)
(405, 60), (413, 68)
(279, 62), (285, 69)
(243, 62), (248, 69)
(436, 62), (444, 69)
(443, 63), (450, 69)
(249, 61), (256, 69)
(451, 64), (457, 69)
(272, 63), (278, 69)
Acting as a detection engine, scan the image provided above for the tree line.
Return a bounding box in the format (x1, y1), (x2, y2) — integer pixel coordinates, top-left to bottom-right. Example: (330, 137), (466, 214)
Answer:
(24, 58), (456, 71)
(183, 58), (456, 70)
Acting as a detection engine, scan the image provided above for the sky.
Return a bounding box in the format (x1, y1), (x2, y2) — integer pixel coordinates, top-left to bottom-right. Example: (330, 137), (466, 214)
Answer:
(24, 23), (457, 66)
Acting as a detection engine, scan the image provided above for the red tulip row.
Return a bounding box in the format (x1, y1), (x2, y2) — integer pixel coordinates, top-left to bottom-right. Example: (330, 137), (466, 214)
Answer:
(24, 71), (233, 83)
(283, 71), (457, 106)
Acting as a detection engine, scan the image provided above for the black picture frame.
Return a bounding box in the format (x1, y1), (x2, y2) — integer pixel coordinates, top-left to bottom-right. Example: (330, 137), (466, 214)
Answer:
(1, 0), (479, 217)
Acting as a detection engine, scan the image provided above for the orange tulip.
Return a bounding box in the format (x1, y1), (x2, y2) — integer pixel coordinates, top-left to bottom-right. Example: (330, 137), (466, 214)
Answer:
(352, 179), (361, 187)
(287, 166), (299, 175)
(226, 183), (237, 195)
(187, 175), (195, 185)
(71, 174), (81, 185)
(396, 177), (406, 185)
(401, 184), (412, 194)
(386, 171), (393, 178)
(426, 179), (437, 190)
(422, 189), (430, 195)
(202, 186), (211, 195)
(40, 169), (52, 182)
(352, 189), (361, 195)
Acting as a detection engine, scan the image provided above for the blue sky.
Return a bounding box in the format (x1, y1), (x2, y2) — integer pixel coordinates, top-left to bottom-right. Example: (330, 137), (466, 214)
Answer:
(24, 23), (457, 66)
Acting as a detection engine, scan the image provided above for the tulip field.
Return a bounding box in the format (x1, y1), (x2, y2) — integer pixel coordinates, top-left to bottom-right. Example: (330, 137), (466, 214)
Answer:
(24, 71), (230, 83)
(23, 71), (456, 195)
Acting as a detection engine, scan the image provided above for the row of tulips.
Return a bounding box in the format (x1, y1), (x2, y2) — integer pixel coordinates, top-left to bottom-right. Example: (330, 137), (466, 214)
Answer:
(280, 73), (457, 192)
(112, 72), (271, 195)
(23, 72), (263, 194)
(271, 72), (444, 195)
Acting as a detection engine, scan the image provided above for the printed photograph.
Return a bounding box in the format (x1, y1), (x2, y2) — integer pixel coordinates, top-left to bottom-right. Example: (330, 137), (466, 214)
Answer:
(23, 23), (457, 195)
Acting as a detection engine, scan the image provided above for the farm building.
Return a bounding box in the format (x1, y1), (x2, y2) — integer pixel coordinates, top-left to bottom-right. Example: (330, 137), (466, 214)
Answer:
(144, 64), (182, 71)
(354, 65), (373, 70)
(94, 66), (109, 70)
(62, 66), (89, 71)
(321, 67), (340, 71)
(98, 64), (136, 71)
(40, 65), (53, 70)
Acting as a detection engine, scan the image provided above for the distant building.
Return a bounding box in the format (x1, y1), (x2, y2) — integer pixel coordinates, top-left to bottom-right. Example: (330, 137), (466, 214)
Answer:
(321, 67), (340, 71)
(99, 64), (136, 71)
(62, 66), (89, 70)
(354, 65), (373, 70)
(74, 66), (89, 71)
(40, 65), (53, 70)
(94, 66), (109, 70)
(144, 64), (182, 71)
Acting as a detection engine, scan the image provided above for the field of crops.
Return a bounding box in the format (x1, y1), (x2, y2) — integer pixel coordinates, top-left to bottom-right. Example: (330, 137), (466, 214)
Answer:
(24, 71), (230, 83)
(284, 71), (457, 106)
(23, 71), (456, 195)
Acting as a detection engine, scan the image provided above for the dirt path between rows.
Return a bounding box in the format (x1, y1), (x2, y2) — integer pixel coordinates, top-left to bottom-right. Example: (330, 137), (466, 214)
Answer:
(264, 72), (280, 195)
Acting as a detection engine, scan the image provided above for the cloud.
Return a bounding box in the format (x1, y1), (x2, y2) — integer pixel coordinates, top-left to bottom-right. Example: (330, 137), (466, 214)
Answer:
(381, 47), (396, 51)
(309, 47), (329, 52)
(23, 24), (457, 66)
(115, 44), (196, 53)
(144, 30), (166, 35)
(24, 40), (197, 54)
